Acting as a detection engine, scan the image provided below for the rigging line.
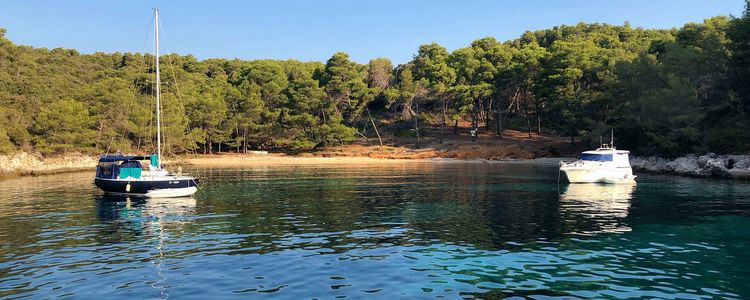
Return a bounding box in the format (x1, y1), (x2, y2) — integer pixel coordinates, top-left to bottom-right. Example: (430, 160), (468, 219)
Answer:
(156, 13), (206, 192)
(145, 11), (161, 158)
(159, 16), (202, 161)
(125, 14), (157, 153)
(109, 13), (156, 156)
(147, 27), (156, 158)
(155, 15), (177, 159)
(191, 177), (208, 198)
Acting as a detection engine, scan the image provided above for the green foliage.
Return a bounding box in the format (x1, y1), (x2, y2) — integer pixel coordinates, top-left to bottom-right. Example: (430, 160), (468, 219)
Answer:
(1, 7), (749, 156)
(320, 52), (375, 124)
(0, 128), (13, 154)
(32, 99), (97, 154)
(606, 16), (748, 156)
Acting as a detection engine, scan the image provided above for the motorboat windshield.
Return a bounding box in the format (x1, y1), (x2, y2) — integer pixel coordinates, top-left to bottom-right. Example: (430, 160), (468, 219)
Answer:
(579, 153), (613, 161)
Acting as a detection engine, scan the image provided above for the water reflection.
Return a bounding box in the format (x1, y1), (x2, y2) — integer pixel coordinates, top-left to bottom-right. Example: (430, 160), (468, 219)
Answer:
(559, 183), (635, 235)
(2, 164), (750, 299)
(94, 195), (197, 299)
(94, 195), (196, 242)
(96, 195), (196, 219)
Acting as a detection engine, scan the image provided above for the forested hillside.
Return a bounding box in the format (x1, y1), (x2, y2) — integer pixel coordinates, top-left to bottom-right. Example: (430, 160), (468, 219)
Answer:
(0, 3), (748, 157)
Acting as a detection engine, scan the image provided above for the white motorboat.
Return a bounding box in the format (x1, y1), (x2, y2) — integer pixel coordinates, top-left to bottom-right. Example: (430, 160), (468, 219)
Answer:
(559, 140), (636, 184)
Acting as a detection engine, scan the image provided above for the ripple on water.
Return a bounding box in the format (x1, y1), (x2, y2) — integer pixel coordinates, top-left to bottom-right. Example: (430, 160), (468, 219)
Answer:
(1, 164), (749, 299)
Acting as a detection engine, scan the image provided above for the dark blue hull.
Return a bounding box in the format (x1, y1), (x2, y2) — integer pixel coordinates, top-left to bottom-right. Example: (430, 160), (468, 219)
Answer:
(94, 178), (199, 195)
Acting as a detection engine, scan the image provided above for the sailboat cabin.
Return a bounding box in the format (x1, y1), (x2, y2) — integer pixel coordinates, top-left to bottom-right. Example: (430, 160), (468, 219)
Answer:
(96, 155), (158, 180)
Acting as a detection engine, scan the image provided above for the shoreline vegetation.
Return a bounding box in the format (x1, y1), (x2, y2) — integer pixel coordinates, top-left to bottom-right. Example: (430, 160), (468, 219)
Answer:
(2, 132), (749, 180)
(0, 4), (748, 174)
(0, 128), (575, 177)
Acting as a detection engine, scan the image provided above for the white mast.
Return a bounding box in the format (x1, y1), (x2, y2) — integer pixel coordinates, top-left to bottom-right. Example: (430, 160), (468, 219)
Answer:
(154, 9), (162, 168)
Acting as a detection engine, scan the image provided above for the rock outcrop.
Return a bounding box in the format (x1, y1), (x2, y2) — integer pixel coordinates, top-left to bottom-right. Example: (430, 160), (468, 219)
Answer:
(0, 152), (98, 177)
(631, 153), (750, 180)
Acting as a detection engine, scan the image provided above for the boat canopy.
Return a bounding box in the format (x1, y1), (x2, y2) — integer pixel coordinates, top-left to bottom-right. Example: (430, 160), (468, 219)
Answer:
(579, 153), (613, 161)
(98, 155), (151, 162)
(99, 154), (158, 167)
(96, 156), (155, 179)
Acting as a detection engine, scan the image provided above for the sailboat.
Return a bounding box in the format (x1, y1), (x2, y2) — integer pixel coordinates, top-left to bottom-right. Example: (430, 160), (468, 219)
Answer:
(94, 9), (199, 198)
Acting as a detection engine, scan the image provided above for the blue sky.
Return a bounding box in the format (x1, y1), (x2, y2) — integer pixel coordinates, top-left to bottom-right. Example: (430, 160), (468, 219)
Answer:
(0, 1), (745, 64)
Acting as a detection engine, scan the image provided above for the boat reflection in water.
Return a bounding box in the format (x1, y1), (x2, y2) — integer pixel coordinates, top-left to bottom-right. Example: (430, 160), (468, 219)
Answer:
(94, 195), (196, 242)
(94, 195), (196, 297)
(559, 183), (636, 235)
(96, 195), (196, 218)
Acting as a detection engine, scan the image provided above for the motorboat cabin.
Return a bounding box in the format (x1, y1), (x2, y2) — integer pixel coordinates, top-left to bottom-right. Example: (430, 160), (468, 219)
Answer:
(559, 146), (636, 184)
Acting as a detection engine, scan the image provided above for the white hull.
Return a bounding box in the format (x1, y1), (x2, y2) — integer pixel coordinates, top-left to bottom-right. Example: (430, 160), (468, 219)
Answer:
(145, 186), (198, 198)
(106, 187), (197, 198)
(561, 166), (635, 184)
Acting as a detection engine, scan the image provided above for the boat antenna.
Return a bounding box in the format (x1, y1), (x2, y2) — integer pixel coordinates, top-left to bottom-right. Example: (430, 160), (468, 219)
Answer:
(610, 129), (614, 148)
(154, 8), (162, 168)
(599, 136), (603, 148)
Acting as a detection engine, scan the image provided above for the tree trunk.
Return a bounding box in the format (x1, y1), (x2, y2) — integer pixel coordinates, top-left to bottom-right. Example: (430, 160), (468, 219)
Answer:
(440, 98), (446, 144)
(243, 128), (247, 154)
(365, 106), (382, 146)
(485, 98), (493, 131)
(235, 127), (240, 153)
(472, 98), (479, 142)
(525, 92), (532, 138)
(526, 116), (532, 138)
(482, 99), (485, 128)
(496, 96), (504, 139)
(535, 98), (542, 135)
(414, 100), (420, 148)
(356, 129), (372, 146)
(207, 134), (212, 155)
(454, 119), (458, 135)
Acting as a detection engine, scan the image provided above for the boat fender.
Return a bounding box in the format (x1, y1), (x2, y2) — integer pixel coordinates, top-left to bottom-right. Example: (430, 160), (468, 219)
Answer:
(126, 182), (131, 192)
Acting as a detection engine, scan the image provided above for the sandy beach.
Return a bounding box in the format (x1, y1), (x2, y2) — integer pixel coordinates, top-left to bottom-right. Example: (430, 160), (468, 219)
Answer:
(184, 154), (438, 167)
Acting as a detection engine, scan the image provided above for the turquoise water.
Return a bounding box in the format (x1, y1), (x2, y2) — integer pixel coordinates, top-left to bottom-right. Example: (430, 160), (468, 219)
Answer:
(1, 161), (749, 299)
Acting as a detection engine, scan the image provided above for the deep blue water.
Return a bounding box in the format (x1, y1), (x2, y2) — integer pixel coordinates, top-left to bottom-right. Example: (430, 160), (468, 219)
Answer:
(1, 161), (749, 299)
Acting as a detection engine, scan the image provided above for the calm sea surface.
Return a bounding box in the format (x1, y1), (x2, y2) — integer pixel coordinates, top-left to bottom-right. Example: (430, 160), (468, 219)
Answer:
(1, 161), (749, 299)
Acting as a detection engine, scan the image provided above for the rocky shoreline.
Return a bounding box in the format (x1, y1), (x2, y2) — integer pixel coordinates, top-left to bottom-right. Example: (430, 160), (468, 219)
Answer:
(0, 152), (98, 178)
(630, 154), (750, 180)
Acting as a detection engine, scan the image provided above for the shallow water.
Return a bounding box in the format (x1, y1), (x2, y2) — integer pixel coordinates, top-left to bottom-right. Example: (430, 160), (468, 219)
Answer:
(1, 161), (749, 299)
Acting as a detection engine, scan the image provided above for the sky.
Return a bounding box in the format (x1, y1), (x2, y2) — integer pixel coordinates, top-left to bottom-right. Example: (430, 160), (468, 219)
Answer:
(0, 0), (746, 64)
